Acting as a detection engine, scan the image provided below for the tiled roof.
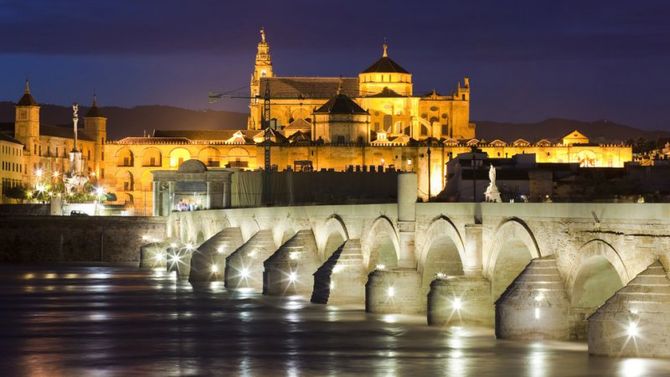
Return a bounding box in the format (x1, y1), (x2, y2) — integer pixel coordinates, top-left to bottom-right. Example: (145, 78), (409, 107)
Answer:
(361, 56), (409, 74)
(314, 94), (368, 115)
(260, 77), (359, 99)
(152, 129), (243, 140)
(284, 118), (312, 130)
(17, 92), (38, 106)
(41, 125), (95, 141)
(86, 103), (105, 118)
(366, 87), (404, 98)
(113, 136), (193, 145)
(0, 132), (22, 145)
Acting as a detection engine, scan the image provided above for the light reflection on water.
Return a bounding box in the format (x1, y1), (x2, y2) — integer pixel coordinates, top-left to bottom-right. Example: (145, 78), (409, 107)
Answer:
(0, 265), (669, 377)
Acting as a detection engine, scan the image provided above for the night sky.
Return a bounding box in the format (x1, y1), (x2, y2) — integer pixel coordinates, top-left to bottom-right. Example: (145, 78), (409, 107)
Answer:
(1, 0), (669, 130)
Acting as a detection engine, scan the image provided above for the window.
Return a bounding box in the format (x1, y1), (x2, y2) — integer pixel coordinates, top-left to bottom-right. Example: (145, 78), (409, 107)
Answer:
(441, 124), (448, 135)
(100, 168), (104, 178)
(336, 136), (345, 144)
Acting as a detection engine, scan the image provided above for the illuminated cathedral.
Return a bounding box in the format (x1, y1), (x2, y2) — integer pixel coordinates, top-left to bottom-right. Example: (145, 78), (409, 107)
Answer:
(1, 29), (632, 213)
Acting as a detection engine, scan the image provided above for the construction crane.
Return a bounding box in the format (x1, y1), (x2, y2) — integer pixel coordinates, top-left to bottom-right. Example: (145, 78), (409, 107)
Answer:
(208, 84), (274, 205)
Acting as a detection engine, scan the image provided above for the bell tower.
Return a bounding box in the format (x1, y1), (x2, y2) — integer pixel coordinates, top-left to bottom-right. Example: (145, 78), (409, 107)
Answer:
(14, 80), (40, 157)
(249, 27), (274, 129)
(84, 94), (108, 177)
(250, 27), (273, 99)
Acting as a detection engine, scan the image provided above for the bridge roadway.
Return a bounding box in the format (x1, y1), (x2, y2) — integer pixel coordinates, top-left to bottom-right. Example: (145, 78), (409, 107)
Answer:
(139, 173), (670, 358)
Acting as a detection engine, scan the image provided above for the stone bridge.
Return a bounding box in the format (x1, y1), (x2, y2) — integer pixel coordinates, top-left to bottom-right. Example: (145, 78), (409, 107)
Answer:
(142, 173), (670, 358)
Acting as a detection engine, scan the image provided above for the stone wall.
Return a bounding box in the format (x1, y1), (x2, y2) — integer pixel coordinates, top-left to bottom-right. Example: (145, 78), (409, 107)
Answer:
(0, 216), (166, 263)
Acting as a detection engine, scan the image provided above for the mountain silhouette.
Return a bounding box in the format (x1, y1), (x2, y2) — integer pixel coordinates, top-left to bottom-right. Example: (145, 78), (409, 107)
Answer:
(1, 102), (666, 143)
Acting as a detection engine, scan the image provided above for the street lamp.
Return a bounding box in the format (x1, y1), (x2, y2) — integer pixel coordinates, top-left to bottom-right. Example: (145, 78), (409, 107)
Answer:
(470, 146), (483, 202)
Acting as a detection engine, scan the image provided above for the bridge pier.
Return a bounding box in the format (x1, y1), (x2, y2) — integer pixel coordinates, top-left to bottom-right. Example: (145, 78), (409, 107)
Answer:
(463, 224), (483, 276)
(189, 227), (243, 282)
(589, 261), (670, 358)
(427, 275), (493, 327)
(366, 268), (424, 314)
(495, 256), (571, 340)
(139, 241), (171, 269)
(166, 243), (195, 279)
(263, 230), (321, 297)
(225, 230), (276, 291)
(312, 239), (365, 305)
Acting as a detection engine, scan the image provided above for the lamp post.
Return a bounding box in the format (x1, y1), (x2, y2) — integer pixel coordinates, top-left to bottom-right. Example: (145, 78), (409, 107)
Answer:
(470, 146), (482, 202)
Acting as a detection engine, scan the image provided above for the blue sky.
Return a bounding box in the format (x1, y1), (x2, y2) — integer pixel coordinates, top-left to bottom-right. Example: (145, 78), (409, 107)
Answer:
(1, 0), (669, 130)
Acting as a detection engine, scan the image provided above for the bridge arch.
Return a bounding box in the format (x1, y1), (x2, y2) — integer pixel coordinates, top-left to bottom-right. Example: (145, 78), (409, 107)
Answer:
(363, 216), (400, 271)
(233, 216), (261, 242)
(418, 216), (465, 287)
(568, 239), (628, 310)
(317, 214), (349, 260)
(488, 217), (541, 301)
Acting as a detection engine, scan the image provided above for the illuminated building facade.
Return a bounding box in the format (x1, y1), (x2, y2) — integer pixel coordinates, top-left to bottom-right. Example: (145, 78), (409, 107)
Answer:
(1, 31), (632, 211)
(0, 82), (105, 203)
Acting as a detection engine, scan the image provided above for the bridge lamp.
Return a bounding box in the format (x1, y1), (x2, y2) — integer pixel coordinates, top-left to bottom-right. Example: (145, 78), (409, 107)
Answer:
(452, 297), (463, 311)
(210, 265), (219, 274)
(288, 272), (298, 283)
(289, 251), (300, 260)
(216, 246), (224, 254)
(34, 168), (43, 178)
(185, 243), (194, 251)
(376, 264), (386, 271)
(332, 265), (342, 274)
(240, 268), (250, 279)
(52, 171), (59, 178)
(534, 293), (545, 302)
(436, 272), (447, 280)
(170, 243), (177, 248)
(168, 254), (181, 266)
(249, 250), (257, 259)
(627, 322), (639, 338)
(387, 286), (395, 298)
(154, 252), (165, 263)
(330, 281), (335, 290)
(534, 308), (541, 320)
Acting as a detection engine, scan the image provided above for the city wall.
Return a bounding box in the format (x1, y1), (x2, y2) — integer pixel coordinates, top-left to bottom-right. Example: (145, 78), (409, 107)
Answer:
(0, 216), (166, 263)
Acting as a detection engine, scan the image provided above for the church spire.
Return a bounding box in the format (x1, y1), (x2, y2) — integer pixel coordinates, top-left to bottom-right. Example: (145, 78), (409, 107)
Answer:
(18, 79), (38, 106)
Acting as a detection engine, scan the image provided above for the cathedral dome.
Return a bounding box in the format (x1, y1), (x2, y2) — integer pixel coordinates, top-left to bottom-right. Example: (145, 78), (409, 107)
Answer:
(361, 43), (409, 74)
(314, 94), (368, 115)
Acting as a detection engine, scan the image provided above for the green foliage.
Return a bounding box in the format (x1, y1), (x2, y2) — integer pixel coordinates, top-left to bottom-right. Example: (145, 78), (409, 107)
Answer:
(3, 185), (28, 200)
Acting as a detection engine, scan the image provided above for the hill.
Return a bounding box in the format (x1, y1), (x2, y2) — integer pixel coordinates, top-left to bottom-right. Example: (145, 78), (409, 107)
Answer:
(1, 102), (668, 143)
(0, 102), (248, 139)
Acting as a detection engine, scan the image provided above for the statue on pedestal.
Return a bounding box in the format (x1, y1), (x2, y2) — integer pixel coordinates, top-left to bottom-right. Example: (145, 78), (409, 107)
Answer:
(484, 164), (502, 203)
(65, 103), (88, 196)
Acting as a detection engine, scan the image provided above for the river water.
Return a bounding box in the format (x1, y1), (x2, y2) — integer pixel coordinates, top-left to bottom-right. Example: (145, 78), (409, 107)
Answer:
(0, 265), (669, 377)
